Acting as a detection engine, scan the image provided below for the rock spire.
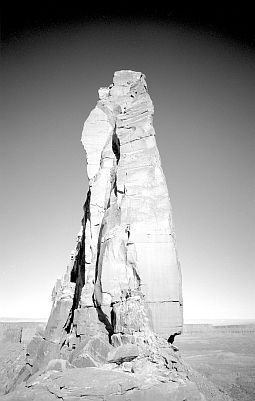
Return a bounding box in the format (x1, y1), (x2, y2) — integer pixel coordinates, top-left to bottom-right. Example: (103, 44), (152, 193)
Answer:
(30, 70), (183, 372)
(61, 69), (183, 347)
(6, 72), (217, 401)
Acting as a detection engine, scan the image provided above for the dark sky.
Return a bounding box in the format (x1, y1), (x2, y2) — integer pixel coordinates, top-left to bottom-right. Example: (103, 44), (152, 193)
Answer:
(1, 5), (254, 320)
(2, 4), (255, 48)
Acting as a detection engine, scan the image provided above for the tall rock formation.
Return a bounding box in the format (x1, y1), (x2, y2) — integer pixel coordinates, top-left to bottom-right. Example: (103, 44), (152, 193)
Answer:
(21, 69), (183, 376)
(78, 69), (181, 336)
(4, 71), (227, 400)
(44, 70), (183, 361)
(82, 70), (183, 339)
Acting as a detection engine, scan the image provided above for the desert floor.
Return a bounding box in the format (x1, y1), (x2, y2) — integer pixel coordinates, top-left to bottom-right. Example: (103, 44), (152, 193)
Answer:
(175, 332), (255, 401)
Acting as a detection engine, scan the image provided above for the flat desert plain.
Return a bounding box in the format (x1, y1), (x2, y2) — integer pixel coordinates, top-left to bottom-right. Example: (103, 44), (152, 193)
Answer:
(175, 325), (255, 401)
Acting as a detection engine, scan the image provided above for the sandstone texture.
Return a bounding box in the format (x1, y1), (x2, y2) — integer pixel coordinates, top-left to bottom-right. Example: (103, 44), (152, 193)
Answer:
(1, 71), (231, 400)
(0, 322), (46, 396)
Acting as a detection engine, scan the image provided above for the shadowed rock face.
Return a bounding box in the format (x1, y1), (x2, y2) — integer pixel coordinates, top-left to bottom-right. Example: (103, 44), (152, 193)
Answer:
(4, 71), (227, 401)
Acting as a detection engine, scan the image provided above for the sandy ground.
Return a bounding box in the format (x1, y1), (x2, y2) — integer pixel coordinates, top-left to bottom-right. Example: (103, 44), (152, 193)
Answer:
(175, 333), (255, 401)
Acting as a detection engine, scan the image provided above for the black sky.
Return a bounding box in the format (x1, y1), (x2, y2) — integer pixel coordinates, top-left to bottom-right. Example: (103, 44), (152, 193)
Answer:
(2, 4), (255, 49)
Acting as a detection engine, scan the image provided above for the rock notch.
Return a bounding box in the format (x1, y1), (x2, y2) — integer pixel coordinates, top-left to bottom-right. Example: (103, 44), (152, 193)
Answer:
(4, 71), (230, 400)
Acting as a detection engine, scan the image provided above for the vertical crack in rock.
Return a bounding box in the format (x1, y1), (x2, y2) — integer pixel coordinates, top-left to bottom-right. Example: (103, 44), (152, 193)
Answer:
(64, 189), (91, 334)
(17, 70), (183, 378)
(93, 222), (115, 339)
(112, 125), (120, 164)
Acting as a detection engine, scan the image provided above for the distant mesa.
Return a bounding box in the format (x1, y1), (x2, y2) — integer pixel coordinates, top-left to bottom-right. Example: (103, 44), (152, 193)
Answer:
(0, 317), (47, 323)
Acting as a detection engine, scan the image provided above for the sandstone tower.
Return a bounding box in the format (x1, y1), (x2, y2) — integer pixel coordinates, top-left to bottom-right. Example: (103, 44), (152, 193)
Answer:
(27, 70), (183, 372)
(59, 69), (180, 342)
(4, 72), (232, 401)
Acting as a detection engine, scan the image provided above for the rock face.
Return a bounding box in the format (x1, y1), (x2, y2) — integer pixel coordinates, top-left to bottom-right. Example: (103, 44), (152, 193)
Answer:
(80, 69), (182, 339)
(41, 70), (183, 363)
(0, 322), (46, 396)
(3, 71), (226, 400)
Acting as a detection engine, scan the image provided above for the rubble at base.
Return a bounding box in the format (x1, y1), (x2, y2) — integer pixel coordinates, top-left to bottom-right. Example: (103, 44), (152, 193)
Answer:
(1, 340), (232, 400)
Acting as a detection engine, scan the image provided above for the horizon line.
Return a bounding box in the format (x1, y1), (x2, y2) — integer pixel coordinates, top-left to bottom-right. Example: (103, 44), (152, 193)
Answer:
(1, 317), (255, 323)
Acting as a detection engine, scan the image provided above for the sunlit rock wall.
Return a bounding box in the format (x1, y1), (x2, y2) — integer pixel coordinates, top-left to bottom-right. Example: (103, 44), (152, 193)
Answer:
(24, 71), (183, 377)
(80, 70), (183, 338)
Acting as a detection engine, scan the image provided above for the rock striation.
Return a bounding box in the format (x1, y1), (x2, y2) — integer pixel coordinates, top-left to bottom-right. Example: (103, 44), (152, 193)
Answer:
(2, 71), (232, 400)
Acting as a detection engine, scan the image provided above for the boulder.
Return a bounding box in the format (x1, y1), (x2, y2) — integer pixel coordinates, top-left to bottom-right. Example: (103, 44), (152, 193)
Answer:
(107, 344), (139, 364)
(71, 334), (113, 367)
(45, 358), (74, 372)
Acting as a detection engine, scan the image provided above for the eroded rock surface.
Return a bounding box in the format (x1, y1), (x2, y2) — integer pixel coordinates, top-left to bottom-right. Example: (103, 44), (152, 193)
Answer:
(2, 71), (231, 400)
